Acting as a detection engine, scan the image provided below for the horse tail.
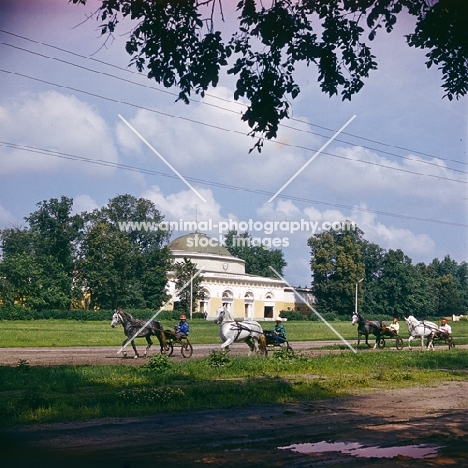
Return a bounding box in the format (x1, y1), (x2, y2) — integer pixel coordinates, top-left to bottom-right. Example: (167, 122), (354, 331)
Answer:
(156, 322), (167, 347)
(159, 329), (167, 347)
(151, 320), (166, 347)
(259, 334), (267, 352)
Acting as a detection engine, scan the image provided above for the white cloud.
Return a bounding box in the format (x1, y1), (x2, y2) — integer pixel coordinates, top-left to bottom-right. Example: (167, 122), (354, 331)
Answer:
(352, 205), (436, 259)
(72, 194), (100, 215)
(0, 91), (119, 176)
(0, 204), (18, 228)
(140, 185), (237, 237)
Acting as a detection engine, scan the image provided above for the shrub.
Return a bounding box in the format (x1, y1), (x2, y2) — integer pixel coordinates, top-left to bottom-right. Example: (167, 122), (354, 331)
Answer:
(279, 310), (308, 321)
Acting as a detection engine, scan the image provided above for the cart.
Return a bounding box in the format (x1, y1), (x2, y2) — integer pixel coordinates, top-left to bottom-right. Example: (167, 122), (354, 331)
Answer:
(377, 328), (404, 350)
(161, 330), (193, 358)
(264, 331), (294, 355)
(430, 331), (455, 349)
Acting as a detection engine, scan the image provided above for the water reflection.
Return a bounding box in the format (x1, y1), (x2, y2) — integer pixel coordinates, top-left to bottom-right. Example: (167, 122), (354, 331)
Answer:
(279, 441), (441, 459)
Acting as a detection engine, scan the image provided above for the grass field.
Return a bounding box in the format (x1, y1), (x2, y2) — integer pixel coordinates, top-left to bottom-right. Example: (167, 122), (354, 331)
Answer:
(1, 319), (467, 427)
(0, 318), (467, 347)
(1, 348), (467, 426)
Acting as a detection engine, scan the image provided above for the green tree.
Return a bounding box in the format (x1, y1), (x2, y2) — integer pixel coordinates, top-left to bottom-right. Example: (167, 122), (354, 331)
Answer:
(360, 239), (386, 316)
(77, 194), (172, 309)
(71, 0), (467, 150)
(0, 197), (83, 310)
(25, 196), (83, 274)
(172, 257), (204, 317)
(224, 230), (287, 277)
(308, 226), (365, 316)
(436, 274), (464, 317)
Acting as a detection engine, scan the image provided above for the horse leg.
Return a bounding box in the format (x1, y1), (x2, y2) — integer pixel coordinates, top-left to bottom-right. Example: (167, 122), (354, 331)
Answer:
(408, 336), (414, 350)
(131, 339), (139, 358)
(145, 336), (153, 357)
(221, 337), (234, 350)
(245, 337), (255, 356)
(121, 338), (128, 358)
(156, 328), (167, 353)
(365, 333), (371, 347)
(373, 336), (379, 349)
(427, 334), (435, 351)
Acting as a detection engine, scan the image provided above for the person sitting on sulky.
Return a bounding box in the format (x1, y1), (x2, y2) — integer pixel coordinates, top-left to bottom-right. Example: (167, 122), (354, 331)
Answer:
(272, 317), (287, 344)
(439, 319), (452, 336)
(386, 317), (400, 334)
(174, 314), (190, 340)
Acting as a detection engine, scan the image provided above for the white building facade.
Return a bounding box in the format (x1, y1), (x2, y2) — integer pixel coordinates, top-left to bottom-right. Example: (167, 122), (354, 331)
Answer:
(165, 233), (312, 321)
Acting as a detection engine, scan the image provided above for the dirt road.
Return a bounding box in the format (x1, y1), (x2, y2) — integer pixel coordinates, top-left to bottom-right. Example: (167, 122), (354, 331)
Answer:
(1, 380), (467, 468)
(0, 341), (345, 366)
(1, 343), (467, 467)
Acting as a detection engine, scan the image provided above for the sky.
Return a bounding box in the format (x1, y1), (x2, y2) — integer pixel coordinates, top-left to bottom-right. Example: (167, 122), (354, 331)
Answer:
(0, 0), (466, 287)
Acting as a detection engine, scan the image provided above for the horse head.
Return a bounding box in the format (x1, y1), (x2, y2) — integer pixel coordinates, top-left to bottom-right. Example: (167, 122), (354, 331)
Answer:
(404, 315), (417, 328)
(351, 312), (361, 326)
(214, 306), (235, 324)
(111, 309), (125, 328)
(214, 306), (227, 324)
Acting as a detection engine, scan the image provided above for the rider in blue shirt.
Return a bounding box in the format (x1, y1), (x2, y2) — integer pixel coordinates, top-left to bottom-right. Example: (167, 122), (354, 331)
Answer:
(175, 314), (189, 339)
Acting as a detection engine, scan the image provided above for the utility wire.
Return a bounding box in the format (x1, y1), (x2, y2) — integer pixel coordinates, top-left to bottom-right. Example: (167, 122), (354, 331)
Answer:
(0, 28), (466, 169)
(1, 141), (467, 229)
(0, 67), (466, 185)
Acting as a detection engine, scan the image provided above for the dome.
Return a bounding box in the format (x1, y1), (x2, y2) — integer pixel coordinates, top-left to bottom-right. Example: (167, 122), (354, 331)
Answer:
(168, 233), (233, 256)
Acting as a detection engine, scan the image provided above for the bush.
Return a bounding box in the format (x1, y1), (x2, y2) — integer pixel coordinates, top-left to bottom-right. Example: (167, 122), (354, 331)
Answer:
(279, 310), (308, 321)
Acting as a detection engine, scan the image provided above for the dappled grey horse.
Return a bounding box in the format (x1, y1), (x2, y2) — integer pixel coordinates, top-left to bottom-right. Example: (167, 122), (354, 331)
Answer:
(111, 309), (166, 358)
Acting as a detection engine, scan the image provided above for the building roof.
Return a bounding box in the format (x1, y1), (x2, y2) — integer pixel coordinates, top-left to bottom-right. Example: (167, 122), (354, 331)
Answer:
(168, 233), (233, 257)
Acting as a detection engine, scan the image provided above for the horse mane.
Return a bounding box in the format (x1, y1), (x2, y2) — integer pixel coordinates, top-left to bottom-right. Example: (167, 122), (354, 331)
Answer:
(116, 309), (134, 322)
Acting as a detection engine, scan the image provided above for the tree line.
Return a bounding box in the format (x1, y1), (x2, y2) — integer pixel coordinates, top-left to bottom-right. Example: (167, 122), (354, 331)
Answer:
(0, 195), (286, 312)
(308, 226), (468, 320)
(0, 195), (466, 319)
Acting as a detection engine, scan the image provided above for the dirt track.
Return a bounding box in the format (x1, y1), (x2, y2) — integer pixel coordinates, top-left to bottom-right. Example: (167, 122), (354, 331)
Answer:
(1, 344), (467, 467)
(0, 341), (339, 366)
(2, 339), (462, 366)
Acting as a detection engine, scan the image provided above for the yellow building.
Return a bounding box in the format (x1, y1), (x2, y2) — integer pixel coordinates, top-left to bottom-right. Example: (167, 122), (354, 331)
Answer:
(166, 233), (313, 321)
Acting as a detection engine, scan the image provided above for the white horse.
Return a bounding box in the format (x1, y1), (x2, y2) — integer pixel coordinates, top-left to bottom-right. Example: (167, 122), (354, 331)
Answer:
(404, 315), (439, 350)
(213, 306), (266, 355)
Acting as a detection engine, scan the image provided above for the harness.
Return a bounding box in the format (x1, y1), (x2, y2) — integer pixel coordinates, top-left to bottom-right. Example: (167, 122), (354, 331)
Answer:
(229, 321), (252, 341)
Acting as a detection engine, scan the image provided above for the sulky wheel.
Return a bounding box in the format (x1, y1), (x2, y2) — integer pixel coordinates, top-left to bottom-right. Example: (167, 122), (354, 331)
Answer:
(161, 342), (174, 357)
(378, 338), (386, 349)
(396, 336), (404, 350)
(181, 342), (193, 358)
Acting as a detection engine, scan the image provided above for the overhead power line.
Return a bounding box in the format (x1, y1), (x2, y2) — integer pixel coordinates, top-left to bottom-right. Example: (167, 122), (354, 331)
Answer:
(0, 28), (466, 169)
(0, 67), (466, 185)
(1, 140), (467, 229)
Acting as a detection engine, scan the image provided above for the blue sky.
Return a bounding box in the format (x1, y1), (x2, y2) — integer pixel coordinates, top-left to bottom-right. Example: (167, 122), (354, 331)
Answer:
(0, 0), (466, 286)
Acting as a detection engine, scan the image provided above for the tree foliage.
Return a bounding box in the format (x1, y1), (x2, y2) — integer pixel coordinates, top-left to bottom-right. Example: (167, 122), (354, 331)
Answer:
(308, 227), (468, 319)
(0, 197), (82, 309)
(308, 225), (365, 316)
(0, 195), (172, 311)
(77, 195), (172, 309)
(172, 257), (205, 316)
(70, 0), (467, 150)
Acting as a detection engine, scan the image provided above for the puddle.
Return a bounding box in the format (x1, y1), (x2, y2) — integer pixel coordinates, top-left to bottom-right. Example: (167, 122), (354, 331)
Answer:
(278, 441), (441, 459)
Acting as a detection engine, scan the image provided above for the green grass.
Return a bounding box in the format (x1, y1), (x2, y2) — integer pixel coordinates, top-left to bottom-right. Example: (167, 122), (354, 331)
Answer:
(1, 319), (467, 347)
(1, 349), (467, 427)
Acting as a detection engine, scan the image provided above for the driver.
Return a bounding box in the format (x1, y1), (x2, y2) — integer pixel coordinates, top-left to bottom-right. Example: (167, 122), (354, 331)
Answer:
(386, 317), (400, 334)
(272, 317), (287, 344)
(175, 314), (190, 339)
(439, 319), (452, 336)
